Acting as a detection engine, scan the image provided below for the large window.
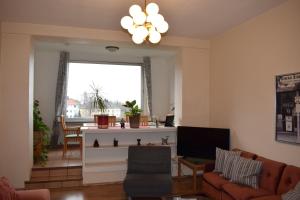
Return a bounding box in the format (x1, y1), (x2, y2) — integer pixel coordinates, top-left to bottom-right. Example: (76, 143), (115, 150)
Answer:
(66, 62), (142, 119)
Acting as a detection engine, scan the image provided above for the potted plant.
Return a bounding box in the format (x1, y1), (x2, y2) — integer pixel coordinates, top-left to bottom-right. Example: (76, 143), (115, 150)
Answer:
(123, 100), (142, 128)
(33, 100), (50, 165)
(91, 84), (108, 129)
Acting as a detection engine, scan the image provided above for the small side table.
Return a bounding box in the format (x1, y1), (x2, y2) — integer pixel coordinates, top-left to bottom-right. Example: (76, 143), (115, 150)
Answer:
(178, 157), (214, 193)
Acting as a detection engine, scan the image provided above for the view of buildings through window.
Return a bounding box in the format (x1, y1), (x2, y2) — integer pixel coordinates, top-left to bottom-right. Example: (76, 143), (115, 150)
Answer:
(66, 62), (142, 119)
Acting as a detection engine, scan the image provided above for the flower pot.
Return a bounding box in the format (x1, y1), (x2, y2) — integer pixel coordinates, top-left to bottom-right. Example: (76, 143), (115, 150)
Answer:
(97, 115), (109, 129)
(129, 114), (140, 128)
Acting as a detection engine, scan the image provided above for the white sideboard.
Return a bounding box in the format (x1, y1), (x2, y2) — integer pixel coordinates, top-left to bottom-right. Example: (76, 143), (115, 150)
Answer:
(81, 126), (177, 184)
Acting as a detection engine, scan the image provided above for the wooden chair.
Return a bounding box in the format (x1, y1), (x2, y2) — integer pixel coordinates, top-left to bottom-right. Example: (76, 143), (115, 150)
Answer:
(108, 116), (116, 127)
(140, 115), (149, 126)
(60, 115), (82, 158)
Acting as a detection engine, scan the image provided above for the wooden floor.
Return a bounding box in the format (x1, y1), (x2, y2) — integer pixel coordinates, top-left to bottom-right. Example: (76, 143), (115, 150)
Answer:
(34, 149), (82, 168)
(50, 176), (204, 200)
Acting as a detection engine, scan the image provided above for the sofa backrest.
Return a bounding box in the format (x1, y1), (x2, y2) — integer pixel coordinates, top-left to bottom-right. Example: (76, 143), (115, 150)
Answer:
(232, 148), (257, 160)
(277, 165), (300, 195)
(256, 156), (286, 194)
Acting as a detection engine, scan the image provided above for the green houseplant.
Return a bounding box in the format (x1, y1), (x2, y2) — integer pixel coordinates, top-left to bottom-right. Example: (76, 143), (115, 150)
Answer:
(33, 100), (50, 164)
(91, 83), (108, 129)
(123, 100), (142, 128)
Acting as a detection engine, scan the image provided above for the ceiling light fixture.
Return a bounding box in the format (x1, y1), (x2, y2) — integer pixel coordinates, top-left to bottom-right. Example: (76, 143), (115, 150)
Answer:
(105, 46), (120, 52)
(120, 1), (169, 44)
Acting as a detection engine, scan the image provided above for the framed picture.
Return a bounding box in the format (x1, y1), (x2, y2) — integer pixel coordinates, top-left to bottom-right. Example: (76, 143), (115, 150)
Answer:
(275, 72), (300, 144)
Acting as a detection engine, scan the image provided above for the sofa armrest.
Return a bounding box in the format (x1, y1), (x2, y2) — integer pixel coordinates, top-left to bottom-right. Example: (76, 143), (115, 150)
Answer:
(204, 162), (215, 172)
(16, 189), (50, 200)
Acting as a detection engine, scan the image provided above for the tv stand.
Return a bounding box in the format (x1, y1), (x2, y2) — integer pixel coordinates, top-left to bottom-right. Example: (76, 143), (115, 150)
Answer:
(178, 157), (214, 193)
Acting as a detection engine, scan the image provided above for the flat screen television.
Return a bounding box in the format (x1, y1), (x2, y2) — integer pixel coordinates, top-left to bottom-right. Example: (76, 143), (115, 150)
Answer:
(177, 126), (230, 160)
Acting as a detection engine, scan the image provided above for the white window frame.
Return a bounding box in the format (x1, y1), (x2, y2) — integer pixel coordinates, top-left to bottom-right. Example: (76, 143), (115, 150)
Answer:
(65, 60), (144, 122)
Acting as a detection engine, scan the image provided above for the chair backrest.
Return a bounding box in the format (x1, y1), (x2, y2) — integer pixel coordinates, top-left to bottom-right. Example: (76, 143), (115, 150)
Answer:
(127, 145), (171, 174)
(60, 115), (67, 130)
(140, 115), (148, 126)
(108, 116), (116, 126)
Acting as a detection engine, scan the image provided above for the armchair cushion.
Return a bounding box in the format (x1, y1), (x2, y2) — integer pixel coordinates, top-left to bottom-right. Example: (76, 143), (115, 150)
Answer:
(124, 174), (172, 197)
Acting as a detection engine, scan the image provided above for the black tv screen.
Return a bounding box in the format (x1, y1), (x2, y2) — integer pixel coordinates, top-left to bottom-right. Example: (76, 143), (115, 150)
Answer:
(177, 126), (230, 160)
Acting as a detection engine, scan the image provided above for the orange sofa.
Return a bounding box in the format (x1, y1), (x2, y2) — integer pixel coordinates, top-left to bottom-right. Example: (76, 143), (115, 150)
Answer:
(202, 150), (300, 200)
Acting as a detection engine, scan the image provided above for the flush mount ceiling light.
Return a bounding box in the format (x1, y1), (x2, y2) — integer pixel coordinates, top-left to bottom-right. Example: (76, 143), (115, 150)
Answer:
(105, 46), (120, 52)
(120, 1), (169, 44)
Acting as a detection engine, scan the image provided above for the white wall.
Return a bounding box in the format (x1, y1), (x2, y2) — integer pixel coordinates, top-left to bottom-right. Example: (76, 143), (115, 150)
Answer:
(210, 0), (300, 166)
(151, 56), (175, 119)
(34, 49), (60, 133)
(0, 33), (33, 188)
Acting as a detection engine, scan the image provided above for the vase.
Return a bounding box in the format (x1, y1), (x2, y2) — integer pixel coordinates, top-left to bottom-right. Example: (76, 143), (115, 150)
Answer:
(129, 114), (140, 128)
(97, 114), (109, 129)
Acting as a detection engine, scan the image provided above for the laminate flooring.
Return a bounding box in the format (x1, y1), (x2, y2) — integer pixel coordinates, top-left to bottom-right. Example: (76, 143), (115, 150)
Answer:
(50, 176), (203, 200)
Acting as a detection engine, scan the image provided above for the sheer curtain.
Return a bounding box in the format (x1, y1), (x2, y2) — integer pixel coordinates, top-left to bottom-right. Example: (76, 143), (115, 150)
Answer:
(142, 57), (152, 118)
(51, 51), (69, 146)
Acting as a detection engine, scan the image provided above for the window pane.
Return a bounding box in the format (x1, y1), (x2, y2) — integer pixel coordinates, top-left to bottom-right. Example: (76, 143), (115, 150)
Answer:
(66, 62), (141, 119)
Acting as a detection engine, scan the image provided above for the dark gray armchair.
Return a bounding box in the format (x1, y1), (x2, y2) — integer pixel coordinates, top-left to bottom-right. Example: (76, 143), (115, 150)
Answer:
(123, 145), (172, 199)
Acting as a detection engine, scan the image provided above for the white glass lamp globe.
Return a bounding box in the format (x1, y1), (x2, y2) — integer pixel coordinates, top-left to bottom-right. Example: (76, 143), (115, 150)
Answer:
(133, 12), (146, 25)
(146, 14), (154, 23)
(157, 21), (169, 33)
(135, 26), (148, 39)
(132, 33), (144, 44)
(129, 4), (142, 17)
(151, 14), (164, 28)
(146, 3), (159, 15)
(149, 30), (161, 44)
(120, 16), (133, 29)
(128, 25), (136, 35)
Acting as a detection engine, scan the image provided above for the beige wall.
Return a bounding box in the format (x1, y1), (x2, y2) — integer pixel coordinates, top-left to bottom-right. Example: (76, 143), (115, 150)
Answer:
(210, 0), (300, 166)
(181, 47), (210, 127)
(0, 33), (33, 187)
(0, 22), (2, 123)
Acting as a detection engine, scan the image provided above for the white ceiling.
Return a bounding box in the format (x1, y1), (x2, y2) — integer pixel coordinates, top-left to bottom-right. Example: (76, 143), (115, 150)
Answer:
(0, 0), (287, 39)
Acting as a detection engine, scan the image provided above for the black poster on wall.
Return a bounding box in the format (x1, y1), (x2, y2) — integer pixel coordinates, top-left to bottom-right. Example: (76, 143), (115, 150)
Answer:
(275, 72), (300, 144)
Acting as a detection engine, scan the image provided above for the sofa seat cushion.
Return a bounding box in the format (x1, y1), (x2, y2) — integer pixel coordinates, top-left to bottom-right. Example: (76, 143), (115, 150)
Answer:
(251, 195), (281, 200)
(203, 172), (230, 190)
(123, 173), (172, 197)
(222, 183), (272, 200)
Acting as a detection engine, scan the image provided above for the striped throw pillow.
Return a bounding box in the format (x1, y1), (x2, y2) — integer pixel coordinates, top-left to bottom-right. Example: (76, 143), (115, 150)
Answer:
(222, 154), (240, 179)
(230, 157), (263, 189)
(282, 181), (300, 200)
(214, 148), (241, 173)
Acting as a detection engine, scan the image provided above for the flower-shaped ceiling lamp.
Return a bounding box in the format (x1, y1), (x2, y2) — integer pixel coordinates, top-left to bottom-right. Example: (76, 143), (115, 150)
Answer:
(120, 2), (169, 44)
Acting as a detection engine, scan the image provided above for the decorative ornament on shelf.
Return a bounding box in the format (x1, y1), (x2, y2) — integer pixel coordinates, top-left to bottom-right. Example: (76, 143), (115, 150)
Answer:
(93, 139), (100, 148)
(120, 1), (169, 44)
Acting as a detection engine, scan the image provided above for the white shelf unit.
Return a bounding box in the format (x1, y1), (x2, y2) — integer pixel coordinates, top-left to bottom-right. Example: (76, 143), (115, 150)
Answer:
(81, 126), (177, 184)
